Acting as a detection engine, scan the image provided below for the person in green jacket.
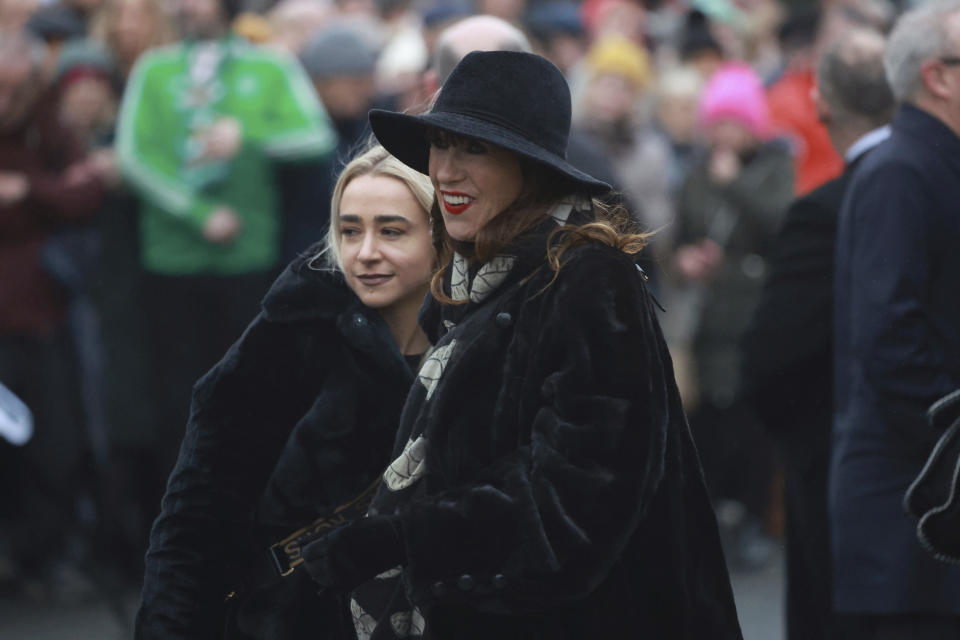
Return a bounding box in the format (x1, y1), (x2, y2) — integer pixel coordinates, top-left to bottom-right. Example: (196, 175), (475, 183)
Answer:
(114, 0), (337, 514)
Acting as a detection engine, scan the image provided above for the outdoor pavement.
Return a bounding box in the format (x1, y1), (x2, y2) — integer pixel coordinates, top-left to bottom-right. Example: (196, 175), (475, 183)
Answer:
(0, 547), (786, 640)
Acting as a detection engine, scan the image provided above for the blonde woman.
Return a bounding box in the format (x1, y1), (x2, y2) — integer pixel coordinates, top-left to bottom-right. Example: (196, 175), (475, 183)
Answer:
(136, 145), (438, 640)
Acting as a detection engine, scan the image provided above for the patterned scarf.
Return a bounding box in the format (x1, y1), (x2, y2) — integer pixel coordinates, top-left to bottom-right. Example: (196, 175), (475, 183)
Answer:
(177, 38), (235, 189)
(349, 197), (593, 639)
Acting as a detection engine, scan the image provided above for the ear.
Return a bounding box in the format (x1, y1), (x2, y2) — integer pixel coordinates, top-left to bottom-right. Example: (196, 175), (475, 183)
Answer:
(921, 58), (952, 100)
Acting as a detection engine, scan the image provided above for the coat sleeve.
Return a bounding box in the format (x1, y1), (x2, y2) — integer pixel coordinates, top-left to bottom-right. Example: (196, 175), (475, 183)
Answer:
(718, 146), (795, 239)
(841, 161), (951, 408)
(398, 247), (675, 612)
(255, 51), (338, 162)
(115, 54), (218, 230)
(740, 192), (836, 428)
(27, 116), (105, 224)
(135, 307), (322, 639)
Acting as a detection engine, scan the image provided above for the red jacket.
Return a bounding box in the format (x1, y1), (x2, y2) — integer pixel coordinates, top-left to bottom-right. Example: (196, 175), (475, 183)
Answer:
(767, 69), (844, 196)
(0, 94), (104, 336)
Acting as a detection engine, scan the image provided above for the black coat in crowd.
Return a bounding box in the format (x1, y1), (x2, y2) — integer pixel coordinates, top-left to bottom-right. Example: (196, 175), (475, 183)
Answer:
(305, 212), (743, 639)
(832, 105), (960, 615)
(740, 158), (862, 640)
(135, 249), (417, 639)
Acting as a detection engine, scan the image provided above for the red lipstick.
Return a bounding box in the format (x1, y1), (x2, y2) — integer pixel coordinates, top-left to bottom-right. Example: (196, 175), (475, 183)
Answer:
(440, 190), (474, 215)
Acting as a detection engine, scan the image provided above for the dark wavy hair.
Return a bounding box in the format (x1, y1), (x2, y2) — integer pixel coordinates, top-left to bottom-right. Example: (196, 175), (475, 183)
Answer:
(428, 133), (647, 305)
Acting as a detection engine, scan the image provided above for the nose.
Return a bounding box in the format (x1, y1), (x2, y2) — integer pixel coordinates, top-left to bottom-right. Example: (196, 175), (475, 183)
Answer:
(429, 147), (463, 185)
(357, 230), (381, 263)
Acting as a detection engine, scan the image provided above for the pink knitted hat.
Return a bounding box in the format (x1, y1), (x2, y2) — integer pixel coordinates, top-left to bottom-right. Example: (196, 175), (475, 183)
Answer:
(697, 62), (772, 140)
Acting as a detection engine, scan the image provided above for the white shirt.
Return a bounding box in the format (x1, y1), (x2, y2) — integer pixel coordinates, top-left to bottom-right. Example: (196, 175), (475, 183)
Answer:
(845, 125), (892, 164)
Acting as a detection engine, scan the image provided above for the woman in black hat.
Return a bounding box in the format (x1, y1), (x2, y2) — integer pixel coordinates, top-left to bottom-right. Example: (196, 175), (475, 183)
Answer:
(301, 51), (742, 639)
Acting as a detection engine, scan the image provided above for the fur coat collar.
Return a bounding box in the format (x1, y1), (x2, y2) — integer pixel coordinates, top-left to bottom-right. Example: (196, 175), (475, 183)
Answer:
(336, 204), (742, 639)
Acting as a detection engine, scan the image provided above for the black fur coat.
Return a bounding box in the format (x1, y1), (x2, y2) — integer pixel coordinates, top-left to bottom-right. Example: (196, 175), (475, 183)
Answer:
(303, 216), (743, 639)
(135, 249), (416, 640)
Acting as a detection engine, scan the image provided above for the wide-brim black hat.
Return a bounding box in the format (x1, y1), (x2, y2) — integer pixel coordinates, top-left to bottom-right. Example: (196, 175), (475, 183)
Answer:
(369, 50), (611, 195)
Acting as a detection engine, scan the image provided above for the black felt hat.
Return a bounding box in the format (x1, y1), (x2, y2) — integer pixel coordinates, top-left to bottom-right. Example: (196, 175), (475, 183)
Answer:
(369, 50), (611, 195)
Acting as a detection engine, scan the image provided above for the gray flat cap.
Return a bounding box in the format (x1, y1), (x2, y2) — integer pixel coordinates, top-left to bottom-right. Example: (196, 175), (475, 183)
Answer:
(299, 23), (380, 78)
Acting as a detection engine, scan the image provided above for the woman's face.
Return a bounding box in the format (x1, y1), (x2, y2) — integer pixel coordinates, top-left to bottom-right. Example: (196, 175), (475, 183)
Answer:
(428, 133), (524, 243)
(59, 76), (115, 135)
(707, 118), (757, 154)
(338, 174), (434, 315)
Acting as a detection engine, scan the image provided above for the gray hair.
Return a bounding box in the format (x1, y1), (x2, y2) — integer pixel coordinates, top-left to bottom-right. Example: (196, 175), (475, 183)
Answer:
(884, 0), (960, 102)
(819, 28), (895, 126)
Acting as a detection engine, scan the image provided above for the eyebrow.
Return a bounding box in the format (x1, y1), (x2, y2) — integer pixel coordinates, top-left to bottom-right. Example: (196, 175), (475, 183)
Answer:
(426, 127), (480, 147)
(339, 214), (411, 225)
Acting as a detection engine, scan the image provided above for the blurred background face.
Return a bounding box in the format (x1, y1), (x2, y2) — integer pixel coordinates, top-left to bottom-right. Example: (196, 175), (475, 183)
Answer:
(267, 1), (331, 55)
(0, 0), (41, 31)
(0, 59), (38, 133)
(707, 118), (757, 153)
(67, 0), (105, 13)
(59, 76), (115, 136)
(689, 49), (724, 80)
(477, 0), (526, 24)
(657, 93), (700, 143)
(548, 34), (586, 74)
(314, 74), (375, 121)
(175, 0), (224, 39)
(335, 0), (375, 16)
(590, 0), (645, 43)
(584, 73), (638, 126)
(111, 0), (157, 63)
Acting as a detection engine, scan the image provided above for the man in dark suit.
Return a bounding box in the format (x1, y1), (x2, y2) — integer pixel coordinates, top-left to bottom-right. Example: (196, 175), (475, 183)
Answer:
(741, 27), (894, 640)
(831, 1), (960, 637)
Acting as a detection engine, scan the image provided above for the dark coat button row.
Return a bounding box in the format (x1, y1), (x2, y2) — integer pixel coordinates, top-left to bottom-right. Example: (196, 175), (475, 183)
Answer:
(430, 573), (508, 596)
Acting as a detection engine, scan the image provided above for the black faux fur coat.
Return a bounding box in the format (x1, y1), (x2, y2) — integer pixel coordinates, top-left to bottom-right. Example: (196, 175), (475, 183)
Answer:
(303, 217), (743, 639)
(135, 249), (416, 640)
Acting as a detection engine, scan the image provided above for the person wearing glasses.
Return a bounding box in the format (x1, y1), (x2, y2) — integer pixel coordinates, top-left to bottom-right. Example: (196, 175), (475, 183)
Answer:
(830, 1), (960, 637)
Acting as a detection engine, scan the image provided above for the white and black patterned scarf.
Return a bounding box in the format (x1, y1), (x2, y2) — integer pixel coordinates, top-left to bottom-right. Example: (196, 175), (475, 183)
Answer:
(348, 198), (593, 640)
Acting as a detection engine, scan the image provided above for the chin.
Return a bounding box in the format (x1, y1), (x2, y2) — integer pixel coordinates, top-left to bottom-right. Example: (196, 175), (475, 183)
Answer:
(443, 219), (479, 243)
(358, 292), (391, 310)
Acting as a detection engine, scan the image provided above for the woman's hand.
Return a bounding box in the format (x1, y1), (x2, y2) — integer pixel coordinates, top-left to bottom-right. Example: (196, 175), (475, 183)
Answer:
(302, 514), (405, 591)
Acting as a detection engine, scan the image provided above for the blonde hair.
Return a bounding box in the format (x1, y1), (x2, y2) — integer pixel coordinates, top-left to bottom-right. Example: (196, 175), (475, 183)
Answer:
(586, 34), (654, 90)
(318, 144), (436, 272)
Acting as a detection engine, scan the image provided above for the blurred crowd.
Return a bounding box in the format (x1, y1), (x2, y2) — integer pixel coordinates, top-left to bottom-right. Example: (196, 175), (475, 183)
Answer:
(0, 0), (944, 635)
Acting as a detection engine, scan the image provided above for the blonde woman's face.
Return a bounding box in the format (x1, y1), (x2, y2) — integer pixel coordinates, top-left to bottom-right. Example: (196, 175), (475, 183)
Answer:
(338, 174), (434, 315)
